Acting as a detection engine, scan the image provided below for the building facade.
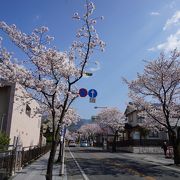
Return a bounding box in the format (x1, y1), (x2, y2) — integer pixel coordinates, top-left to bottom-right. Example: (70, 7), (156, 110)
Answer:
(0, 81), (41, 147)
(124, 102), (167, 140)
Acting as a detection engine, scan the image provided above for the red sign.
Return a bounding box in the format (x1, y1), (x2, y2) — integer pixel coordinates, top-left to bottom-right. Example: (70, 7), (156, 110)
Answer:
(79, 88), (88, 97)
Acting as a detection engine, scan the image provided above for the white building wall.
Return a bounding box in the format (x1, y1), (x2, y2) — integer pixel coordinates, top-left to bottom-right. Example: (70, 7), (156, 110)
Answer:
(9, 84), (41, 147)
(128, 111), (138, 127)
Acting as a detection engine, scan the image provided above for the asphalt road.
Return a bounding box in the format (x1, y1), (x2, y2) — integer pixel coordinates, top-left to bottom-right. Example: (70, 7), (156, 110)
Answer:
(65, 146), (180, 180)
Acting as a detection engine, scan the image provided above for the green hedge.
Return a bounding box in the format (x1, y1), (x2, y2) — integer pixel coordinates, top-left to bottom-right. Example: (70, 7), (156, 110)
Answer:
(0, 132), (10, 150)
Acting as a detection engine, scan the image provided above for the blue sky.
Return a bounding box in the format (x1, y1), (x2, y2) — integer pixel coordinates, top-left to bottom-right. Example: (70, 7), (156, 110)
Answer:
(1, 0), (180, 119)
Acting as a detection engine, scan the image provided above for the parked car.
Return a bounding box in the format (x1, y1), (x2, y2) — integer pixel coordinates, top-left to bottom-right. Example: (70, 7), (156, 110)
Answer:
(68, 140), (77, 147)
(80, 141), (88, 147)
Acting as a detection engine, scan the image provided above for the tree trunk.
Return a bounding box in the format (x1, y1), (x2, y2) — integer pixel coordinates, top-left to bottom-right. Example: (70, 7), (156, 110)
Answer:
(112, 131), (118, 152)
(173, 139), (180, 164)
(168, 130), (180, 164)
(46, 140), (57, 180)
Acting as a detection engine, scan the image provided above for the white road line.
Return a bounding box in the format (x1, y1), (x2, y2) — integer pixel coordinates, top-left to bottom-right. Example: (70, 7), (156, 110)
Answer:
(62, 164), (67, 180)
(68, 147), (89, 180)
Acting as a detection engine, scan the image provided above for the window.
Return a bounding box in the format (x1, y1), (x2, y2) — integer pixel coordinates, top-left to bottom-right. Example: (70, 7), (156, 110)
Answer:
(26, 104), (31, 117)
(149, 130), (159, 138)
(137, 116), (144, 123)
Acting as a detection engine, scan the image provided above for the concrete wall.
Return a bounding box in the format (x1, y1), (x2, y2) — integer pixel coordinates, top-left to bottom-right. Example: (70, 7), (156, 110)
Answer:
(9, 84), (41, 147)
(127, 111), (138, 127)
(115, 146), (163, 154)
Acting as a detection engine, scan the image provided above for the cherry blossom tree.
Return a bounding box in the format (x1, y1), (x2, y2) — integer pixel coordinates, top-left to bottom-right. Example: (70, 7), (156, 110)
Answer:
(0, 0), (105, 179)
(64, 130), (72, 141)
(57, 108), (80, 163)
(96, 108), (125, 152)
(78, 123), (102, 145)
(124, 50), (180, 164)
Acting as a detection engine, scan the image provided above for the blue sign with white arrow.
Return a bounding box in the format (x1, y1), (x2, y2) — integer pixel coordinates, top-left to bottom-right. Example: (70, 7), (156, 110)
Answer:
(88, 89), (97, 98)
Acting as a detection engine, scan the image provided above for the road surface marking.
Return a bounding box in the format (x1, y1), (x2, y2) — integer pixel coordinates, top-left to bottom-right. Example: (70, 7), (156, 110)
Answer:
(62, 164), (67, 180)
(68, 147), (89, 180)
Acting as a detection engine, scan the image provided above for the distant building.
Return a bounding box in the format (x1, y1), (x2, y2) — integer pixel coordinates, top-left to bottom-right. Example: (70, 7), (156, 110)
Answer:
(0, 81), (41, 147)
(124, 102), (167, 140)
(91, 116), (99, 122)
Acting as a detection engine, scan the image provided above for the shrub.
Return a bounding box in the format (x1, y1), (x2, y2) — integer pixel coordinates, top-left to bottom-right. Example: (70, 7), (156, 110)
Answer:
(0, 132), (10, 150)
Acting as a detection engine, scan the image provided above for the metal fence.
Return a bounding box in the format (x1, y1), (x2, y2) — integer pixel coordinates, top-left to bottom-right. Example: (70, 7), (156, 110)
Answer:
(0, 145), (51, 180)
(94, 142), (103, 147)
(21, 145), (51, 166)
(0, 149), (15, 180)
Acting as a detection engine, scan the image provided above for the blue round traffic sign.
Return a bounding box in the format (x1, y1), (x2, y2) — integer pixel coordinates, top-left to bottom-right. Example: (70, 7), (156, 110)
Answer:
(79, 88), (88, 97)
(88, 89), (97, 98)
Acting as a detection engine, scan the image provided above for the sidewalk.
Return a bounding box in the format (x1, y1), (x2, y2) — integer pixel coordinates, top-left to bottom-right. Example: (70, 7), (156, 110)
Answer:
(11, 148), (66, 180)
(120, 152), (180, 172)
(122, 153), (174, 165)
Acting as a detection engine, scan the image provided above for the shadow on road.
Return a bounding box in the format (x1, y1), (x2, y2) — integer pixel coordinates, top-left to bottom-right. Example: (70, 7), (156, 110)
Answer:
(66, 148), (180, 179)
(68, 148), (107, 154)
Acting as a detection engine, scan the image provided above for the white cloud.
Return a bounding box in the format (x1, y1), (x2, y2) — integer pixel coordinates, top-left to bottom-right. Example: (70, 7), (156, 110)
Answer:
(89, 61), (100, 72)
(149, 30), (180, 52)
(147, 47), (155, 52)
(163, 11), (180, 30)
(82, 61), (101, 78)
(150, 12), (160, 16)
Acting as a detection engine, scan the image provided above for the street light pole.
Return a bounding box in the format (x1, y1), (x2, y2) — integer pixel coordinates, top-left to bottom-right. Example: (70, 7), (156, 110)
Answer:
(94, 106), (107, 109)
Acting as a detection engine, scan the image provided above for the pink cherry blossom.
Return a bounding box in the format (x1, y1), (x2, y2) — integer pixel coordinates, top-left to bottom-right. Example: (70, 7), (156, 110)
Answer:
(0, 0), (105, 178)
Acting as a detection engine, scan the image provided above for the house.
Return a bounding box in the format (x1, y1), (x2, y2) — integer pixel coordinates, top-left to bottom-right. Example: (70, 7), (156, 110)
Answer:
(0, 81), (41, 147)
(124, 102), (168, 140)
